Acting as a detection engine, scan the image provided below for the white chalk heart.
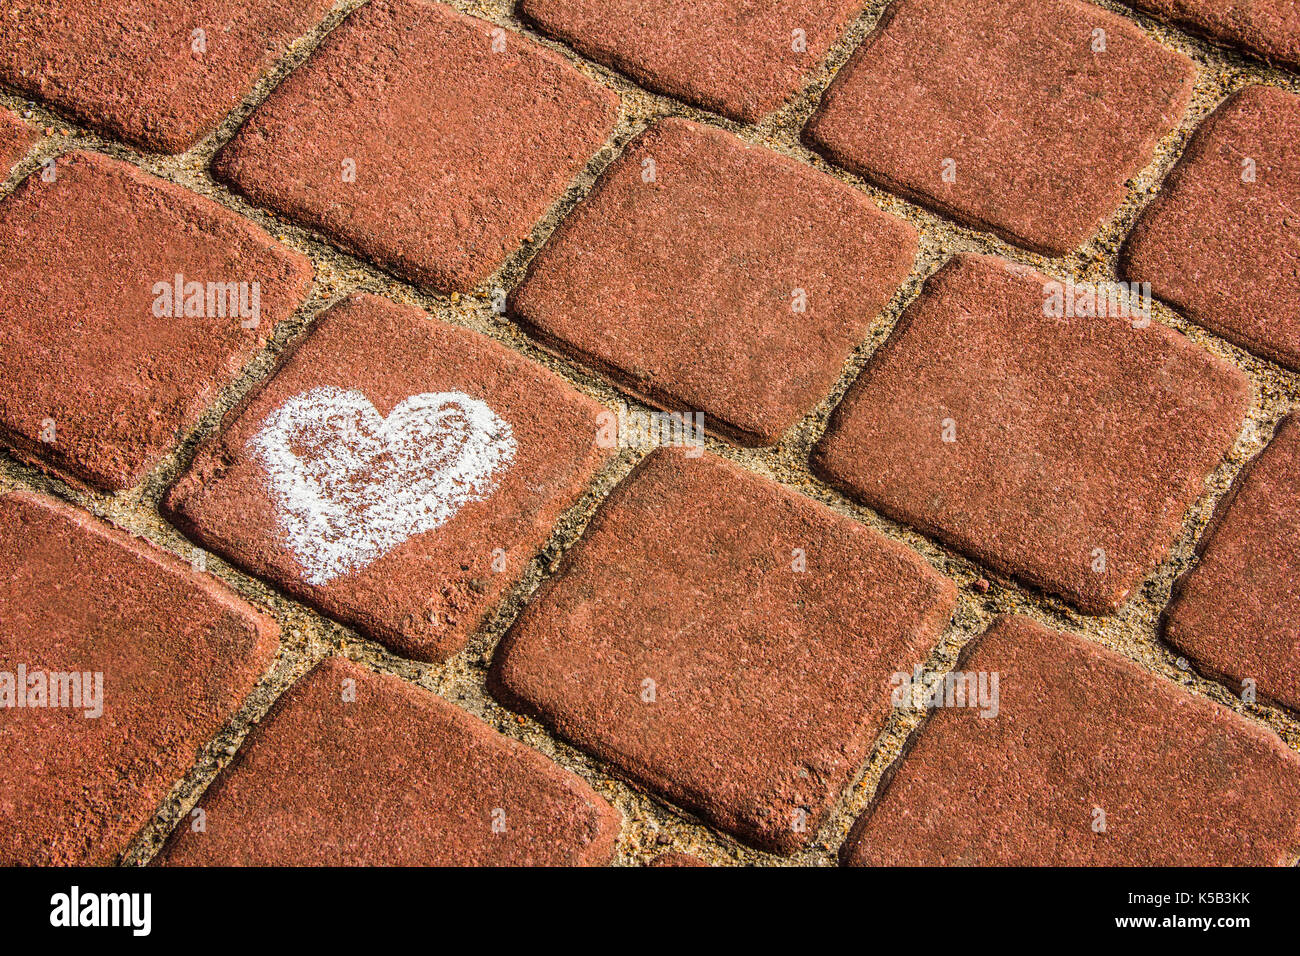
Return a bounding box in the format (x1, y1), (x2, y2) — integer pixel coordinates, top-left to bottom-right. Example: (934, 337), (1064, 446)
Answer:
(248, 386), (516, 585)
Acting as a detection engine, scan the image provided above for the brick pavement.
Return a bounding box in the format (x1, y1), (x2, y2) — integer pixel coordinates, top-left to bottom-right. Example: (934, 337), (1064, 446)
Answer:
(844, 616), (1300, 866)
(510, 117), (918, 446)
(813, 253), (1249, 614)
(1164, 415), (1300, 714)
(213, 0), (618, 293)
(0, 491), (278, 865)
(804, 0), (1196, 255)
(159, 657), (620, 865)
(491, 448), (956, 853)
(0, 106), (32, 174)
(518, 0), (865, 122)
(1121, 1), (1300, 72)
(163, 292), (611, 662)
(0, 150), (313, 491)
(0, 0), (337, 152)
(2, 0), (1299, 867)
(1122, 84), (1300, 369)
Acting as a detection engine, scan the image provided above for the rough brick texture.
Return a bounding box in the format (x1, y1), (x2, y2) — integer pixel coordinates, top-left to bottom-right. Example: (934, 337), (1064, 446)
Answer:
(0, 108), (33, 174)
(0, 0), (335, 153)
(1123, 1), (1300, 71)
(1122, 85), (1300, 369)
(1164, 415), (1300, 713)
(214, 0), (618, 293)
(3, 0), (1299, 873)
(0, 491), (278, 865)
(0, 151), (313, 491)
(512, 119), (916, 446)
(845, 615), (1300, 865)
(519, 0), (864, 122)
(165, 293), (611, 662)
(813, 254), (1249, 614)
(492, 448), (956, 854)
(160, 657), (619, 865)
(805, 0), (1195, 255)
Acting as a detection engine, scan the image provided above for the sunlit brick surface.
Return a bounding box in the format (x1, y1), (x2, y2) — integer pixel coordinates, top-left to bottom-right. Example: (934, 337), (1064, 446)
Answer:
(805, 0), (1195, 254)
(1123, 85), (1300, 369)
(0, 106), (32, 174)
(813, 254), (1249, 614)
(492, 449), (956, 854)
(0, 0), (335, 152)
(164, 293), (611, 663)
(2, 0), (1299, 868)
(214, 0), (618, 292)
(1164, 415), (1300, 713)
(512, 118), (917, 445)
(519, 0), (864, 121)
(160, 657), (620, 866)
(1122, 0), (1300, 71)
(0, 151), (312, 490)
(0, 491), (278, 865)
(844, 616), (1300, 866)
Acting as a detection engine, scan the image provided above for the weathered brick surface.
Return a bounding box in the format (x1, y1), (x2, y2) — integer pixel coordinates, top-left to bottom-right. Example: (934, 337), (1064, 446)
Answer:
(1123, 1), (1300, 71)
(845, 615), (1300, 865)
(160, 657), (619, 865)
(1122, 85), (1300, 369)
(0, 108), (33, 174)
(0, 0), (335, 153)
(0, 151), (313, 491)
(214, 0), (618, 293)
(0, 491), (278, 865)
(804, 0), (1195, 255)
(1, 0), (1298, 871)
(1164, 415), (1300, 713)
(511, 118), (917, 446)
(165, 293), (611, 662)
(519, 0), (864, 122)
(813, 254), (1250, 614)
(491, 448), (956, 854)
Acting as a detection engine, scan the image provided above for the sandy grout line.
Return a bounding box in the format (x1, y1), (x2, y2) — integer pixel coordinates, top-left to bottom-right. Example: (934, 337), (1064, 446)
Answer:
(0, 0), (1298, 866)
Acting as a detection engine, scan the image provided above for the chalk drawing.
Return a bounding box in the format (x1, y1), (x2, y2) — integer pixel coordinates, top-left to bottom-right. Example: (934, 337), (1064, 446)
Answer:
(248, 386), (515, 584)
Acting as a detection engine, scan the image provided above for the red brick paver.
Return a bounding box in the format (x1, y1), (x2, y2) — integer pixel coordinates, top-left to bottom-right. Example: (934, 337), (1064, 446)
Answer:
(1122, 1), (1300, 72)
(0, 151), (313, 491)
(0, 0), (335, 153)
(0, 108), (34, 175)
(511, 118), (917, 446)
(0, 491), (278, 865)
(1122, 86), (1300, 369)
(804, 0), (1196, 255)
(213, 0), (618, 293)
(813, 254), (1250, 614)
(844, 615), (1300, 865)
(519, 0), (865, 122)
(160, 657), (619, 865)
(1164, 415), (1300, 713)
(491, 448), (956, 854)
(164, 293), (611, 662)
